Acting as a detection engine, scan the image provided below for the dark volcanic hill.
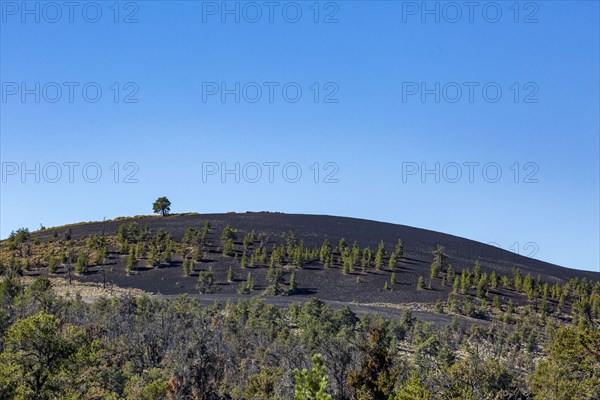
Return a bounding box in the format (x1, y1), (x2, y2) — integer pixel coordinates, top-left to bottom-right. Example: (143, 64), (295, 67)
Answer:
(20, 212), (597, 305)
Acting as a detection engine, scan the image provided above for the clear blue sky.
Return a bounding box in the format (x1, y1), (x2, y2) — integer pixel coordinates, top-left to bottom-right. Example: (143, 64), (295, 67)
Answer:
(1, 1), (598, 272)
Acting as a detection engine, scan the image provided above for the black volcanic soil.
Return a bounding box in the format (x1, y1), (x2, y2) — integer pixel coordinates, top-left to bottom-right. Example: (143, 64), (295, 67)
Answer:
(25, 212), (599, 305)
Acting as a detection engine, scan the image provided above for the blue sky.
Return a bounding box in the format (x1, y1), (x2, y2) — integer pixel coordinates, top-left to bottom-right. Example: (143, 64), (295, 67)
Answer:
(1, 1), (598, 272)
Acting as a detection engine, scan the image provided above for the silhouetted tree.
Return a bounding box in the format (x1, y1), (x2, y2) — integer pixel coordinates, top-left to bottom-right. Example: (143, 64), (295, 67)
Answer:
(152, 196), (171, 216)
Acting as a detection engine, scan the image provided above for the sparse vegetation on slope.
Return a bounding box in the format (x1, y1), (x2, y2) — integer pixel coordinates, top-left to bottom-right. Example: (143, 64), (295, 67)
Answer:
(1, 212), (598, 399)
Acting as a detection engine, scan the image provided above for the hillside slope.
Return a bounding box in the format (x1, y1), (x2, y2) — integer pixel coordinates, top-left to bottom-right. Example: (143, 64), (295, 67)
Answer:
(11, 212), (595, 304)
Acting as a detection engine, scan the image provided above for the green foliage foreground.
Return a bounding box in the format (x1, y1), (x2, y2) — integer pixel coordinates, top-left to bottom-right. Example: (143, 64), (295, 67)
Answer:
(0, 277), (598, 399)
